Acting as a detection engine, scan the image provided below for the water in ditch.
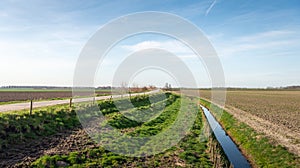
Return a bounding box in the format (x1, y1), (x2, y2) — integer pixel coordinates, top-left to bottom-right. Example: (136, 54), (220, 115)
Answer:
(200, 105), (251, 168)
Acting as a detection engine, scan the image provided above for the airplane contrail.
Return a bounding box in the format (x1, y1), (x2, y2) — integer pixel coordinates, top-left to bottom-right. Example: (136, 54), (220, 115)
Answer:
(205, 0), (217, 16)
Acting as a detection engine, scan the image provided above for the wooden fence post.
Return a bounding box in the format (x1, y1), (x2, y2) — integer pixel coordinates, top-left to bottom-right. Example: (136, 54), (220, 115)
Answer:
(29, 99), (33, 115)
(69, 98), (72, 108)
(129, 87), (131, 98)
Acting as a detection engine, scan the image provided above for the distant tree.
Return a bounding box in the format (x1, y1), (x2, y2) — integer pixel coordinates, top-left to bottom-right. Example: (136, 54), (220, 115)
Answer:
(165, 83), (169, 90)
(120, 82), (128, 95)
(142, 86), (148, 92)
(148, 85), (157, 90)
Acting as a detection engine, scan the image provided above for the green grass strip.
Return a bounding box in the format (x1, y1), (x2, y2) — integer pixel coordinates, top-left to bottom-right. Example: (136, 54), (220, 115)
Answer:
(0, 105), (80, 150)
(32, 95), (213, 167)
(0, 93), (169, 150)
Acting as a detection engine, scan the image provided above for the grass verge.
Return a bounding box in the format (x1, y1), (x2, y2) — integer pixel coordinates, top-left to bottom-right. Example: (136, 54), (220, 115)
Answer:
(31, 96), (212, 167)
(0, 93), (168, 151)
(0, 105), (80, 150)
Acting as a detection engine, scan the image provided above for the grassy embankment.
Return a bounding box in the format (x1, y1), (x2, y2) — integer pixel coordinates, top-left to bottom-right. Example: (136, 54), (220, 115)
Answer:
(1, 93), (213, 167)
(31, 94), (212, 167)
(0, 94), (162, 150)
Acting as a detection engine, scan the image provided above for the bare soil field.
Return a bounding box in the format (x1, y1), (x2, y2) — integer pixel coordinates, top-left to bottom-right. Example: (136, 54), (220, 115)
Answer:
(200, 90), (300, 133)
(199, 89), (300, 156)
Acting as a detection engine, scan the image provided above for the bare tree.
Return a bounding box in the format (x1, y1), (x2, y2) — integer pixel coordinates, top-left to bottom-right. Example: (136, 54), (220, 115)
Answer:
(119, 82), (128, 97)
(165, 82), (169, 90)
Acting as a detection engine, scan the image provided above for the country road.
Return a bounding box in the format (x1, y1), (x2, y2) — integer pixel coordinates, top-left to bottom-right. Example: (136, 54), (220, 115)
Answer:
(0, 90), (160, 113)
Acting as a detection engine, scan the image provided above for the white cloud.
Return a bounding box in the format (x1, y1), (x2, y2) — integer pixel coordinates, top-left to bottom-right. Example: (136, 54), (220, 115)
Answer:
(211, 29), (300, 58)
(122, 41), (162, 51)
(237, 30), (295, 42)
(121, 40), (198, 59)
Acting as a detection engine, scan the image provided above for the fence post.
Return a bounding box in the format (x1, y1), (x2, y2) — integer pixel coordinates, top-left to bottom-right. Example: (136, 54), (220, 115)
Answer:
(29, 99), (33, 115)
(129, 87), (130, 97)
(69, 98), (72, 108)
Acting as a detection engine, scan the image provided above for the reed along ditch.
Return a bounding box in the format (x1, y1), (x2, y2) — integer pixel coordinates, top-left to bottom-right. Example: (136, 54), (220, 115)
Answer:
(200, 105), (251, 168)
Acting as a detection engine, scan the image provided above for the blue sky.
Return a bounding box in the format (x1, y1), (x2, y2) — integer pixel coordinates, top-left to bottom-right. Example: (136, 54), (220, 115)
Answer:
(0, 0), (299, 88)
